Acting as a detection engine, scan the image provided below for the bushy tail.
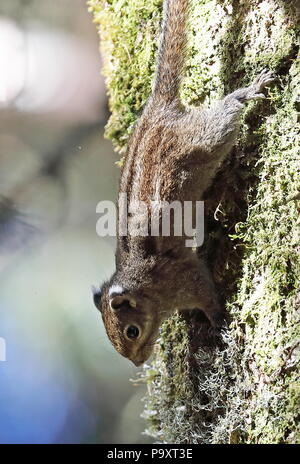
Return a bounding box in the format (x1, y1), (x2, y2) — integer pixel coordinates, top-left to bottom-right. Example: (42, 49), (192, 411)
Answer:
(153, 0), (189, 102)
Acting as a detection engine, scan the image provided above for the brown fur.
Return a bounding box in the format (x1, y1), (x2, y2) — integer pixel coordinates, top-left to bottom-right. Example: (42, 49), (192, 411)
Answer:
(94, 0), (274, 366)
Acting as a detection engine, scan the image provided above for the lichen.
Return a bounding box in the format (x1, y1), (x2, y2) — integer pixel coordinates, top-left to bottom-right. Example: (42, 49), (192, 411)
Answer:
(88, 0), (300, 443)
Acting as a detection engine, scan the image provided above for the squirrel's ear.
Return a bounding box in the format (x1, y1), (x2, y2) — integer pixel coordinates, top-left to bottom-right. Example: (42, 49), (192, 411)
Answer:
(110, 294), (137, 311)
(92, 285), (102, 310)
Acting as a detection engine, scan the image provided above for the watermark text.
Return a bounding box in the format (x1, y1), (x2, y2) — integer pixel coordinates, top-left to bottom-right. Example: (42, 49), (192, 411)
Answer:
(96, 195), (204, 248)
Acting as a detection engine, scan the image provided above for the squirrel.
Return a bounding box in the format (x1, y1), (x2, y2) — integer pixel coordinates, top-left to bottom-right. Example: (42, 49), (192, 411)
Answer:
(93, 0), (274, 366)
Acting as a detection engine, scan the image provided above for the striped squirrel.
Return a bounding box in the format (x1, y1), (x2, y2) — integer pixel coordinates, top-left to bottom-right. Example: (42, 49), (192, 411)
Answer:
(93, 0), (274, 366)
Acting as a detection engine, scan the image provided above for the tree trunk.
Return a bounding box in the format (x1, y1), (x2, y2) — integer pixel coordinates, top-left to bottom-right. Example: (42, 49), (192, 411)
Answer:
(88, 0), (300, 444)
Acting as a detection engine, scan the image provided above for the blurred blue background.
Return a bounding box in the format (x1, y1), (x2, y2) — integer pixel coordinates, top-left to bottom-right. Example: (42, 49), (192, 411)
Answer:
(0, 0), (150, 444)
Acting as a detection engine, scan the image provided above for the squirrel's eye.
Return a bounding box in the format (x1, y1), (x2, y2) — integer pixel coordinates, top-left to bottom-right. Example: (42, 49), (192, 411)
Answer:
(126, 325), (140, 340)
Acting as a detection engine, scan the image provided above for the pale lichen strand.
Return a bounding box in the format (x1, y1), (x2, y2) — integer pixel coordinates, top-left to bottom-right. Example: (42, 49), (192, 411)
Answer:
(88, 0), (300, 443)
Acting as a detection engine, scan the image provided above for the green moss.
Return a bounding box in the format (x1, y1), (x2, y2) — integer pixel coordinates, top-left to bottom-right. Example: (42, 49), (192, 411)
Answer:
(88, 0), (162, 154)
(89, 0), (300, 443)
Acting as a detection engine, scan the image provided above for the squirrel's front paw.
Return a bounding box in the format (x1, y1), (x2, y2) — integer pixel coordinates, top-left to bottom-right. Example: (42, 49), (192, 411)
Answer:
(247, 69), (275, 100)
(207, 308), (226, 330)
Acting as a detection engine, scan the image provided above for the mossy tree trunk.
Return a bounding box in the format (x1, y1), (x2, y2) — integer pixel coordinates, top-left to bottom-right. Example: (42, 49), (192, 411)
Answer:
(89, 0), (300, 444)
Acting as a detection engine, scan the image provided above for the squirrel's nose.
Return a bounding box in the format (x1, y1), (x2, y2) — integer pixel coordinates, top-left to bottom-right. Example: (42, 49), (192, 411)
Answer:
(132, 359), (144, 367)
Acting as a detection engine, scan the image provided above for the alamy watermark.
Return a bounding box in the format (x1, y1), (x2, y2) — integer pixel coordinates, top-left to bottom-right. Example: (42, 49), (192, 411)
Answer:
(96, 194), (204, 248)
(0, 337), (6, 362)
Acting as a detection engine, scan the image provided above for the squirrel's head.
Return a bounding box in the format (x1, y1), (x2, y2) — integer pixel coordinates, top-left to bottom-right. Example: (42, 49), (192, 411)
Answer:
(92, 283), (165, 366)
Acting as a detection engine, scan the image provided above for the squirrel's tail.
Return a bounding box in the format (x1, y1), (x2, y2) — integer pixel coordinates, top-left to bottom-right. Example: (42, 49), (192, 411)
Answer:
(152, 0), (189, 102)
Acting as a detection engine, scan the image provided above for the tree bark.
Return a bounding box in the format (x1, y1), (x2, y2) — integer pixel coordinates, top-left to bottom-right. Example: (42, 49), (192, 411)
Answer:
(89, 0), (300, 444)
